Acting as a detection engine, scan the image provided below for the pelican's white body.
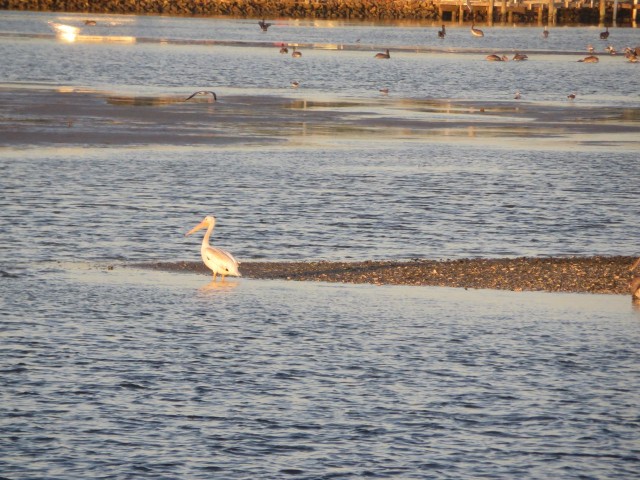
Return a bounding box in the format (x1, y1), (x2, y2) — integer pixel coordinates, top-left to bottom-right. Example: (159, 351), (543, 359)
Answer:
(186, 215), (241, 281)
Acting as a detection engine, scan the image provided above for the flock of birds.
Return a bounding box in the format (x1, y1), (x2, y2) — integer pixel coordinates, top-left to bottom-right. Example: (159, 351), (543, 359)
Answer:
(253, 19), (639, 97)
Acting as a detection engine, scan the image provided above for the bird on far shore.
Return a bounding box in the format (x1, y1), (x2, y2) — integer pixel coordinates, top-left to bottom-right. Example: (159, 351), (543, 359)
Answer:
(379, 88), (389, 95)
(279, 44), (288, 54)
(486, 54), (508, 61)
(600, 26), (609, 40)
(542, 26), (549, 38)
(567, 93), (576, 100)
(438, 25), (446, 39)
(471, 23), (484, 37)
(184, 90), (217, 102)
(578, 55), (599, 63)
(512, 53), (528, 61)
(185, 215), (241, 282)
(291, 46), (302, 58)
(374, 49), (390, 59)
(291, 81), (300, 88)
(629, 257), (640, 299)
(514, 90), (521, 100)
(258, 19), (272, 31)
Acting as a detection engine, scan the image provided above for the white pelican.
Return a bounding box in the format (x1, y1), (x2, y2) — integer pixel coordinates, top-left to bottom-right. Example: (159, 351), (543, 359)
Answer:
(471, 23), (484, 37)
(185, 215), (241, 282)
(374, 49), (390, 59)
(184, 91), (217, 102)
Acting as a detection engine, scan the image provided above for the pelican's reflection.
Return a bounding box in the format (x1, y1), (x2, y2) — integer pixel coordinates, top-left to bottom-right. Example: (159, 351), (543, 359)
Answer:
(198, 280), (239, 294)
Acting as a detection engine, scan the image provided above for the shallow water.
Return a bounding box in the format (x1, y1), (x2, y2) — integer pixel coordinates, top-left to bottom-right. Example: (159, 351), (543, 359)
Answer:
(1, 11), (640, 104)
(1, 11), (640, 479)
(2, 267), (640, 479)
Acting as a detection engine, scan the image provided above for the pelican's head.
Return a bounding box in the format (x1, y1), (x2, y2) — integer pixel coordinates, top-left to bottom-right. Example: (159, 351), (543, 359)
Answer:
(185, 215), (215, 236)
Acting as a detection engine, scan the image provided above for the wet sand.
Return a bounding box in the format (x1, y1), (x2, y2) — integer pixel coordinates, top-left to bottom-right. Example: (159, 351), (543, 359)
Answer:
(133, 256), (638, 295)
(2, 87), (640, 148)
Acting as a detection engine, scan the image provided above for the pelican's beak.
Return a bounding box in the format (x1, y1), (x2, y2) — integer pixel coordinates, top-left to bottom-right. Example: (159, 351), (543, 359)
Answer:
(185, 220), (207, 237)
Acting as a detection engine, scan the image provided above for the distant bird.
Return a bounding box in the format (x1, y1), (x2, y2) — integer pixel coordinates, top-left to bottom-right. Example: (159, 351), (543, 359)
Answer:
(184, 91), (217, 102)
(379, 88), (389, 95)
(512, 53), (528, 61)
(606, 45), (617, 55)
(258, 19), (272, 31)
(185, 215), (241, 282)
(630, 257), (640, 299)
(374, 49), (390, 59)
(567, 93), (576, 100)
(438, 25), (446, 39)
(291, 46), (302, 58)
(578, 55), (599, 63)
(624, 47), (639, 62)
(600, 26), (609, 40)
(542, 26), (549, 38)
(291, 81), (300, 88)
(486, 54), (508, 61)
(279, 45), (288, 54)
(587, 44), (595, 54)
(84, 19), (97, 26)
(514, 90), (521, 100)
(471, 23), (484, 37)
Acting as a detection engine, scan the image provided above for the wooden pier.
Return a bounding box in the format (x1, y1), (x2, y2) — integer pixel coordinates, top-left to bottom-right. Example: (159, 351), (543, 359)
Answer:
(436, 0), (640, 25)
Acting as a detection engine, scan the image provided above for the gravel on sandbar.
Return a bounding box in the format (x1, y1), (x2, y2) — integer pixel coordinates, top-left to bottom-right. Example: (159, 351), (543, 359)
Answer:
(132, 256), (639, 295)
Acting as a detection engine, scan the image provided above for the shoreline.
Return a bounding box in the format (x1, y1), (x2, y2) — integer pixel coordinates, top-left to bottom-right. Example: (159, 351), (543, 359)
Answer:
(131, 256), (638, 295)
(2, 87), (640, 150)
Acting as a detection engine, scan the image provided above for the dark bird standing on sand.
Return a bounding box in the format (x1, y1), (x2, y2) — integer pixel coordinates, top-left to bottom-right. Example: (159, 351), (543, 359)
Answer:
(438, 25), (446, 39)
(184, 91), (217, 102)
(600, 26), (609, 40)
(542, 26), (549, 38)
(471, 23), (484, 37)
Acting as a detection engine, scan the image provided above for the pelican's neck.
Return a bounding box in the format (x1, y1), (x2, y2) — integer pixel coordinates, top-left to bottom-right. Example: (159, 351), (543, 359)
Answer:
(201, 221), (215, 251)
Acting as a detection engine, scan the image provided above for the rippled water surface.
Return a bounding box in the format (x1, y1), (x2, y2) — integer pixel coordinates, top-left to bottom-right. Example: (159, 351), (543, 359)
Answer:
(1, 11), (640, 479)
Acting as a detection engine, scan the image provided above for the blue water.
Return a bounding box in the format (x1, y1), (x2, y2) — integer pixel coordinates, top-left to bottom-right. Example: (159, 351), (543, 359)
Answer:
(1, 11), (640, 479)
